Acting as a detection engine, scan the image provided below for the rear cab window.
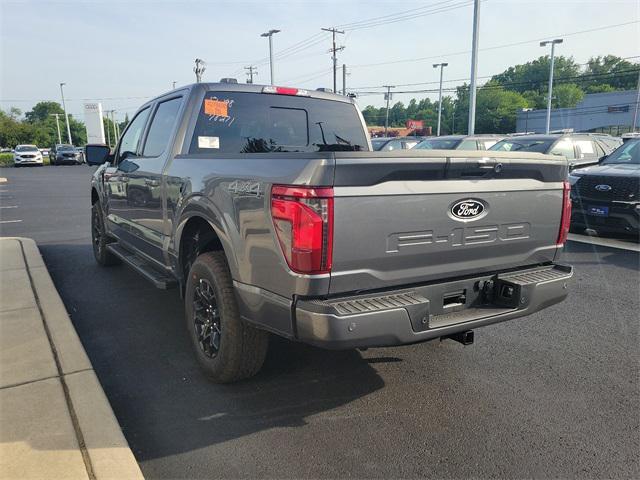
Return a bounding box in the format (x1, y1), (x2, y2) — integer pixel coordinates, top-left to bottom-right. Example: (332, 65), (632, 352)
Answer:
(189, 91), (368, 154)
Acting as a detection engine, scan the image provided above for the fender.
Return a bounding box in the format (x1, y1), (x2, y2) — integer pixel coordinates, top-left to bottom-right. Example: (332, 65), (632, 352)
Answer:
(171, 194), (240, 282)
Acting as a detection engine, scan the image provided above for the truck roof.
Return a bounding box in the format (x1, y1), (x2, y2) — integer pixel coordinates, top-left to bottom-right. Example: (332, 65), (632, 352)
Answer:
(147, 82), (356, 109)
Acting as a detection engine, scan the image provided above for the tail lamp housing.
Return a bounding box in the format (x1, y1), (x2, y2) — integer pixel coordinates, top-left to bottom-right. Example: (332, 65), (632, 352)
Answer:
(271, 185), (334, 274)
(557, 180), (572, 246)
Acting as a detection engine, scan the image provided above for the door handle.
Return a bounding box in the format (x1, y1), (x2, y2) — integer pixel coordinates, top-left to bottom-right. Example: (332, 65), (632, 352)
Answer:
(144, 179), (160, 187)
(476, 158), (495, 169)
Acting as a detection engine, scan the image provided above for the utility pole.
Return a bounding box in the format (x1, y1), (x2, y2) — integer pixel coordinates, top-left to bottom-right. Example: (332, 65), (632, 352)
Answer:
(244, 65), (257, 84)
(49, 114), (62, 144)
(633, 68), (640, 132)
(194, 58), (206, 83)
(261, 29), (280, 85)
(59, 82), (73, 144)
(105, 113), (111, 147)
(110, 111), (118, 143)
(468, 0), (480, 135)
(342, 64), (347, 95)
(321, 27), (345, 93)
(383, 85), (395, 135)
(433, 62), (448, 136)
(540, 38), (563, 134)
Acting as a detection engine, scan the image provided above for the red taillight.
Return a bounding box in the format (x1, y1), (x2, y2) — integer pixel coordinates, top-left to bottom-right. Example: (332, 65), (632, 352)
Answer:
(557, 180), (572, 246)
(262, 86), (309, 96)
(271, 185), (333, 274)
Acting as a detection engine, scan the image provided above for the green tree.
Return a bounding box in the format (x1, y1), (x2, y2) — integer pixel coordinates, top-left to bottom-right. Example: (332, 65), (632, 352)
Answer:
(0, 109), (35, 147)
(491, 55), (581, 93)
(582, 55), (639, 90)
(475, 83), (529, 133)
(553, 83), (584, 108)
(25, 101), (64, 123)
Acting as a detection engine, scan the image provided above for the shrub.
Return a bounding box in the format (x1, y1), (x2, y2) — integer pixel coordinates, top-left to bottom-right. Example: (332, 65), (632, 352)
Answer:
(0, 153), (14, 167)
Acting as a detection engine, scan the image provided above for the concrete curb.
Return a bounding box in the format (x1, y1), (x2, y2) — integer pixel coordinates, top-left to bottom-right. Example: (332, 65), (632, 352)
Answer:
(0, 237), (143, 480)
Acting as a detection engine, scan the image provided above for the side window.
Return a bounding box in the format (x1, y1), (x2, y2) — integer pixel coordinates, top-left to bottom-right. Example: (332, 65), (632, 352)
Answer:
(117, 108), (150, 163)
(383, 140), (403, 151)
(458, 140), (479, 150)
(594, 141), (607, 158)
(143, 97), (183, 157)
(550, 139), (576, 160)
(482, 140), (498, 150)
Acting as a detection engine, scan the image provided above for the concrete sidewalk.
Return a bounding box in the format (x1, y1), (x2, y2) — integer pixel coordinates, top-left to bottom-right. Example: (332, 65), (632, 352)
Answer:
(0, 237), (143, 480)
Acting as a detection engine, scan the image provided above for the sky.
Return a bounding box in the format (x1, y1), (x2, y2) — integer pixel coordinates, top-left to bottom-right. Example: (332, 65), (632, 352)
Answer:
(1, 0), (639, 123)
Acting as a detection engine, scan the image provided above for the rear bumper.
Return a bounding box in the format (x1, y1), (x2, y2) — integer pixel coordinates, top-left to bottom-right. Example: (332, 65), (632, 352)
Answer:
(235, 263), (573, 349)
(294, 264), (572, 349)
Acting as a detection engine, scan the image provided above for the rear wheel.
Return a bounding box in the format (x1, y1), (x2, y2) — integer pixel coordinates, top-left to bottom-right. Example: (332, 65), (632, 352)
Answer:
(91, 203), (119, 266)
(185, 251), (269, 383)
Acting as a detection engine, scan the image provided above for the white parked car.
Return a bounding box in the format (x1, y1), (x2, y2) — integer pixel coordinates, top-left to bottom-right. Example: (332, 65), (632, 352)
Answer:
(13, 145), (44, 167)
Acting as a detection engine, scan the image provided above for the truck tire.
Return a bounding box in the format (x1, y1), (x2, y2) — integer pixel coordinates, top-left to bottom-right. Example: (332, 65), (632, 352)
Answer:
(91, 203), (120, 266)
(185, 251), (269, 383)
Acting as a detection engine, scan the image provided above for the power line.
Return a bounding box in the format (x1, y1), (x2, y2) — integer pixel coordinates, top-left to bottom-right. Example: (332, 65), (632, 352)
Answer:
(350, 67), (640, 92)
(350, 21), (640, 69)
(338, 0), (474, 32)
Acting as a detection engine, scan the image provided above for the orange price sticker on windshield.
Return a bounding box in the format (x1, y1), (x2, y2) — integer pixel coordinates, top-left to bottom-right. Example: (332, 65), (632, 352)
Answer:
(204, 99), (229, 117)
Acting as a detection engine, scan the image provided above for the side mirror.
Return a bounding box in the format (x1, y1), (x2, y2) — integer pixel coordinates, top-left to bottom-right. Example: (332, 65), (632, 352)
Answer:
(598, 155), (608, 163)
(85, 144), (111, 165)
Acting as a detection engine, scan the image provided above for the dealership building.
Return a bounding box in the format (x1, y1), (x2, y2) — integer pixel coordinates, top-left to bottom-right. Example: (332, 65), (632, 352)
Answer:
(516, 89), (638, 135)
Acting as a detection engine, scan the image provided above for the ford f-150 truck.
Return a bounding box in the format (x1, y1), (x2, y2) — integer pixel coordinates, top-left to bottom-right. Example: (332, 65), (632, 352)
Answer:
(86, 82), (573, 383)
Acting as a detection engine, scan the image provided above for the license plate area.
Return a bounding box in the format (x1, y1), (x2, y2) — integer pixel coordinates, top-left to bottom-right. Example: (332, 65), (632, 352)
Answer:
(588, 205), (609, 217)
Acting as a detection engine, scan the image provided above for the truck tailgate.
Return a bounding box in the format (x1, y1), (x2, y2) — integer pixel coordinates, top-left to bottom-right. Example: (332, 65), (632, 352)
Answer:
(329, 151), (567, 294)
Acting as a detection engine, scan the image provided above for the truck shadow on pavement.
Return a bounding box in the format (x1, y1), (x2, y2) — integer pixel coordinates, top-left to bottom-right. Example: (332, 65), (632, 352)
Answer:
(40, 243), (386, 462)
(565, 241), (639, 271)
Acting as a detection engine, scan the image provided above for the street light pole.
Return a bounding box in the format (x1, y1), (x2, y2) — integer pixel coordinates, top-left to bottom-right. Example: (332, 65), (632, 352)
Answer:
(633, 68), (640, 132)
(540, 38), (563, 134)
(433, 62), (448, 136)
(522, 108), (533, 133)
(49, 114), (62, 144)
(467, 0), (481, 135)
(261, 29), (280, 85)
(59, 83), (72, 144)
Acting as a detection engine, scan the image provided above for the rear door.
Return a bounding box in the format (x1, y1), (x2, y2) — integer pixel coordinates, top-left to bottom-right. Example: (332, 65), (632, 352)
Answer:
(329, 151), (566, 294)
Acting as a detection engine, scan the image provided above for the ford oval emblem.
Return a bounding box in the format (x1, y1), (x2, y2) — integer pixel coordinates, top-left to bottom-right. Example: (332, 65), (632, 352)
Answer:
(595, 184), (612, 192)
(450, 199), (486, 220)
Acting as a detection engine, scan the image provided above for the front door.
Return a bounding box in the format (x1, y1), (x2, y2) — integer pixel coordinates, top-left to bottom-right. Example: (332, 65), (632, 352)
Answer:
(105, 107), (151, 249)
(122, 95), (184, 264)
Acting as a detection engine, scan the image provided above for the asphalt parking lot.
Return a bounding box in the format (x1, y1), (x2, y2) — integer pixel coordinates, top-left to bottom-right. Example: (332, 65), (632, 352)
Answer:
(1, 166), (638, 479)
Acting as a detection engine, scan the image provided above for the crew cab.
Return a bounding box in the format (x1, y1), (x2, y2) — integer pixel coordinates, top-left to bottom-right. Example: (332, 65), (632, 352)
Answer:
(86, 82), (573, 383)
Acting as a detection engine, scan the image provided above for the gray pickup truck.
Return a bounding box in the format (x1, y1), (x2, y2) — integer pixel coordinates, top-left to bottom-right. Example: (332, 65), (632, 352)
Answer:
(86, 82), (573, 383)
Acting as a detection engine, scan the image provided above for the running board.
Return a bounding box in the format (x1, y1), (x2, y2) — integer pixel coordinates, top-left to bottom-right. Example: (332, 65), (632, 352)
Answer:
(106, 244), (177, 289)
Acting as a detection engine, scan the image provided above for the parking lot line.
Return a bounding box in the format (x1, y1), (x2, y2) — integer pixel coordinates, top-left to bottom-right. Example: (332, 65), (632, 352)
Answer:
(0, 220), (22, 224)
(568, 233), (640, 252)
(0, 206), (18, 209)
